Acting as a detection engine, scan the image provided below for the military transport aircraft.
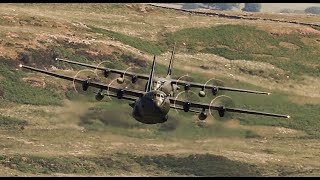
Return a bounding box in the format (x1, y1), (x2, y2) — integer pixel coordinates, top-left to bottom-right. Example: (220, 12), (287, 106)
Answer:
(55, 44), (270, 98)
(20, 56), (290, 124)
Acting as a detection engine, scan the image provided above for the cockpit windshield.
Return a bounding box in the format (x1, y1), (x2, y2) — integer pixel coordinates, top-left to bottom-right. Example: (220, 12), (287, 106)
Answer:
(155, 80), (162, 90)
(155, 93), (166, 103)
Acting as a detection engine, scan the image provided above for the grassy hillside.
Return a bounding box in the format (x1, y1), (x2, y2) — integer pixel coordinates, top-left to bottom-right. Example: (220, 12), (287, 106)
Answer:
(83, 23), (320, 78)
(166, 24), (320, 77)
(0, 3), (320, 176)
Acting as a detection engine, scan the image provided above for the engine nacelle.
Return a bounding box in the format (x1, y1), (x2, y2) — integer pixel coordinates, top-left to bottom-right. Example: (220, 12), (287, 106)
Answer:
(198, 111), (207, 120)
(117, 89), (124, 99)
(95, 92), (104, 101)
(117, 77), (124, 84)
(82, 79), (90, 91)
(183, 101), (191, 112)
(199, 90), (206, 97)
(218, 106), (226, 117)
(131, 75), (138, 83)
(212, 86), (219, 96)
(184, 84), (190, 91)
(104, 68), (110, 78)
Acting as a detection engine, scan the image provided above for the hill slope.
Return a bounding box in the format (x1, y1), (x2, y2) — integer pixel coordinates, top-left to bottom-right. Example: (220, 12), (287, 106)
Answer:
(0, 3), (320, 176)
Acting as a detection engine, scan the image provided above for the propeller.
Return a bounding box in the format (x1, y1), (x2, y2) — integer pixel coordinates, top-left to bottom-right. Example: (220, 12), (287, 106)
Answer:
(104, 76), (132, 101)
(199, 78), (225, 97)
(173, 74), (203, 113)
(93, 60), (115, 78)
(72, 69), (100, 93)
(95, 90), (104, 101)
(209, 95), (235, 121)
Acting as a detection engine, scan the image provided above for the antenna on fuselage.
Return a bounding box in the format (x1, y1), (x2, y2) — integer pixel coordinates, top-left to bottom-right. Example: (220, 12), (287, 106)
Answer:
(166, 42), (176, 77)
(145, 55), (156, 92)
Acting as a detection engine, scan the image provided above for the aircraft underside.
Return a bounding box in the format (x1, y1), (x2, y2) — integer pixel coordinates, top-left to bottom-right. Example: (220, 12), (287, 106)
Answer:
(131, 98), (169, 124)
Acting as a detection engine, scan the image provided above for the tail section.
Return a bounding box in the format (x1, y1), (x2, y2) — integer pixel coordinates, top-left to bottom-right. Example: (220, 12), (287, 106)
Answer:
(166, 42), (176, 77)
(145, 55), (156, 92)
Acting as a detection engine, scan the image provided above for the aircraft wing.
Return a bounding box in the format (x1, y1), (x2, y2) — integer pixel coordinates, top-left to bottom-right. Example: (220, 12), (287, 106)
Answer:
(170, 79), (270, 95)
(56, 58), (269, 95)
(169, 97), (290, 118)
(21, 64), (145, 99)
(56, 58), (150, 80)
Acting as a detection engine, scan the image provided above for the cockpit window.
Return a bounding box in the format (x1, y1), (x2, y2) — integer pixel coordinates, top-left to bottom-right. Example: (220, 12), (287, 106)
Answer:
(155, 93), (166, 103)
(155, 80), (163, 90)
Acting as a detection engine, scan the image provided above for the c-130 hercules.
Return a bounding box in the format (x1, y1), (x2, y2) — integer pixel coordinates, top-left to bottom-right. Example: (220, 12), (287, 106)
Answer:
(20, 52), (290, 124)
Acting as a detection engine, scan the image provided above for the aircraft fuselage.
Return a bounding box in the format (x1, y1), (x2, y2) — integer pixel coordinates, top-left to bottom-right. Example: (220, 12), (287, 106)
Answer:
(153, 75), (179, 97)
(132, 90), (171, 124)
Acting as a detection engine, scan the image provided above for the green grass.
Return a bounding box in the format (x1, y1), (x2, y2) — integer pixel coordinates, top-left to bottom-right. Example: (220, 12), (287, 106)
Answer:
(88, 25), (165, 55)
(0, 62), (63, 106)
(0, 115), (28, 128)
(10, 3), (125, 13)
(229, 90), (320, 138)
(0, 152), (262, 176)
(133, 153), (262, 176)
(0, 154), (101, 174)
(311, 25), (320, 31)
(166, 24), (320, 77)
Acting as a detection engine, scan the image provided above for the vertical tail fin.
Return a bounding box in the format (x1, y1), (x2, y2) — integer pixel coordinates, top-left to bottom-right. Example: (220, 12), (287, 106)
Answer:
(167, 42), (176, 77)
(145, 55), (156, 92)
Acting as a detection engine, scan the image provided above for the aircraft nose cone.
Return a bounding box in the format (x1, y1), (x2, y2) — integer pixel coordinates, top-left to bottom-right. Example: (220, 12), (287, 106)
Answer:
(155, 99), (162, 107)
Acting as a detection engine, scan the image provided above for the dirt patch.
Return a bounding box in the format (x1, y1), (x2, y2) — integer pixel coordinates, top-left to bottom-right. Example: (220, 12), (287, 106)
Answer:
(278, 57), (290, 61)
(126, 4), (155, 13)
(164, 25), (181, 33)
(301, 37), (320, 46)
(5, 32), (19, 39)
(21, 77), (46, 88)
(5, 136), (35, 145)
(222, 150), (274, 164)
(279, 41), (300, 49)
(275, 127), (302, 135)
(92, 42), (117, 56)
(269, 26), (320, 35)
(302, 62), (320, 69)
(0, 45), (19, 59)
(267, 45), (278, 49)
(231, 59), (287, 79)
(288, 95), (320, 105)
(245, 125), (307, 138)
(297, 27), (320, 35)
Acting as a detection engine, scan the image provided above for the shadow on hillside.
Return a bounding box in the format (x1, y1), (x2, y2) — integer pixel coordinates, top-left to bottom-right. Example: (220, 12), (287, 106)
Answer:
(0, 153), (262, 176)
(131, 153), (262, 176)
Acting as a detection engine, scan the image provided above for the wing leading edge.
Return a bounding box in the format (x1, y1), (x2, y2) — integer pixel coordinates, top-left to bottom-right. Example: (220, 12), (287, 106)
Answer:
(21, 65), (144, 99)
(55, 58), (150, 80)
(169, 97), (290, 119)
